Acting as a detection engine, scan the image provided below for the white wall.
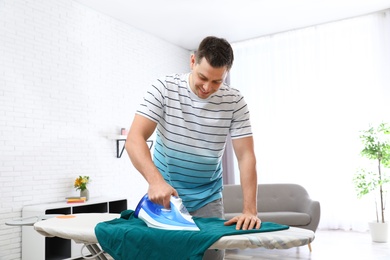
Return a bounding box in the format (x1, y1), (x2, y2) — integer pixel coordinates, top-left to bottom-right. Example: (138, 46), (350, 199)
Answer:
(0, 0), (189, 258)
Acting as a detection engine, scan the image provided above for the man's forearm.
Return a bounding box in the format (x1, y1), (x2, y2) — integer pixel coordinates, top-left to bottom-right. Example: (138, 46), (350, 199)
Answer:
(239, 157), (258, 215)
(125, 134), (163, 185)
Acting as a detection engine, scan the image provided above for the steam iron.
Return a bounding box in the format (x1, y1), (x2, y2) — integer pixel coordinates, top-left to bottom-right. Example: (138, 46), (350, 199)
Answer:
(134, 194), (200, 231)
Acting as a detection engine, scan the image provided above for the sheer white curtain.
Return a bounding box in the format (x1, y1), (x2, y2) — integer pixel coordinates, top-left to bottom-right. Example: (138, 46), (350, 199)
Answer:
(230, 10), (390, 231)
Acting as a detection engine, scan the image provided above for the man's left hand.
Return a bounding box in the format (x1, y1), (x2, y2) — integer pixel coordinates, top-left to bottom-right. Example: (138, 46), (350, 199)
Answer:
(224, 214), (261, 230)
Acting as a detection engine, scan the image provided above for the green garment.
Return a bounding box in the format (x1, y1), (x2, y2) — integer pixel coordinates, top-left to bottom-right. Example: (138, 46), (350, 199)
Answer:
(95, 210), (289, 260)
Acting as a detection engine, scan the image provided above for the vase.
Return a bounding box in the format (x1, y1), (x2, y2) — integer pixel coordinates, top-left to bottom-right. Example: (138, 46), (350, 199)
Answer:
(80, 188), (89, 201)
(368, 221), (389, 242)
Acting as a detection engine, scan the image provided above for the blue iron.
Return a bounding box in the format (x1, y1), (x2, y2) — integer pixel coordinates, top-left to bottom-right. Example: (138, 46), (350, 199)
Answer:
(134, 194), (200, 231)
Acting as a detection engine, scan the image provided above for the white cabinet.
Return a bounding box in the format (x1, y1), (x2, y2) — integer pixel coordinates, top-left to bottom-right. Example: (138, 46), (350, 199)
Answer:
(22, 198), (127, 260)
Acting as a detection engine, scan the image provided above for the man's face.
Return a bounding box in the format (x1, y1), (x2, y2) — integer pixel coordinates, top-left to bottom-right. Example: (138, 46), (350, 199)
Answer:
(189, 55), (228, 99)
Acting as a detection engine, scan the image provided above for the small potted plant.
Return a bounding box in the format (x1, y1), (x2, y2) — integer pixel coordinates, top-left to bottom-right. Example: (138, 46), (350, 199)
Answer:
(353, 122), (390, 242)
(74, 176), (90, 201)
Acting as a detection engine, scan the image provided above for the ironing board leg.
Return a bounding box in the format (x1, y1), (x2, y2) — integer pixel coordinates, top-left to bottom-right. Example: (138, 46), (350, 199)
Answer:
(85, 244), (109, 260)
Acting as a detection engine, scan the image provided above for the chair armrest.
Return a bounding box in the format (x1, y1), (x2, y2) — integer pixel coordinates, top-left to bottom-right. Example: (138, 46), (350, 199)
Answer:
(300, 199), (321, 232)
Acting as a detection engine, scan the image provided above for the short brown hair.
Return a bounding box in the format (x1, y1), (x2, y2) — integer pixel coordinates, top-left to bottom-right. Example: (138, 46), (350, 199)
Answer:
(195, 36), (234, 70)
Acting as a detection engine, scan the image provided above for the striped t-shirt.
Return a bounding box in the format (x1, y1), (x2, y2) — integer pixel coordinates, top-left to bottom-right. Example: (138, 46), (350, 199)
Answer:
(136, 73), (252, 211)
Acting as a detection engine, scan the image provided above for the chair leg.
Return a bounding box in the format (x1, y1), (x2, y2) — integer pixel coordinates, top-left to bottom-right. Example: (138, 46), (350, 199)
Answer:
(308, 242), (312, 252)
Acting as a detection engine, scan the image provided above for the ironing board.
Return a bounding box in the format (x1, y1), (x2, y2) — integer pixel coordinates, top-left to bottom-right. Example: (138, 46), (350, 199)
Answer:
(33, 213), (315, 259)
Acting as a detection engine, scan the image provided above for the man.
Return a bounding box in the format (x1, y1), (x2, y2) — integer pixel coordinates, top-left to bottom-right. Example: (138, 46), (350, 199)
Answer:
(126, 36), (260, 259)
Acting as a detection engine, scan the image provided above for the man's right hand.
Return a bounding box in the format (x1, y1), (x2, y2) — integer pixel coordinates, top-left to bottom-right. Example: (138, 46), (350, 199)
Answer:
(147, 181), (178, 209)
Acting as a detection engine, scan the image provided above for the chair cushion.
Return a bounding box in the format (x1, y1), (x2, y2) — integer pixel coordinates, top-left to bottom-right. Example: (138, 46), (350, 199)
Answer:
(258, 212), (311, 226)
(224, 211), (311, 227)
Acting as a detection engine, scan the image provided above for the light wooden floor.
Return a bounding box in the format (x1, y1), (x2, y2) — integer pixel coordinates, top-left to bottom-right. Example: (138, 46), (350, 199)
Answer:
(225, 229), (390, 260)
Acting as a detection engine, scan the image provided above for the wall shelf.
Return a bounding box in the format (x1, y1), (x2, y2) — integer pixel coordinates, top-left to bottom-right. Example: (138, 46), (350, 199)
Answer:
(107, 135), (153, 158)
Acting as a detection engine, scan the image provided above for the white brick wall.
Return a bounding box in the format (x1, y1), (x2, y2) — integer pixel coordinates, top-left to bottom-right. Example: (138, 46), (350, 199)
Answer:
(0, 0), (190, 258)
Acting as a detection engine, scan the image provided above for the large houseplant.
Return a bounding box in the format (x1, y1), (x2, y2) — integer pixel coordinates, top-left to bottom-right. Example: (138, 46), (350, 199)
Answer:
(353, 122), (390, 242)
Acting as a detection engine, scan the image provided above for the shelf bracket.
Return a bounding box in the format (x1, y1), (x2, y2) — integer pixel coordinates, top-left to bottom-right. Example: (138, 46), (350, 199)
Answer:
(116, 139), (153, 158)
(116, 139), (126, 158)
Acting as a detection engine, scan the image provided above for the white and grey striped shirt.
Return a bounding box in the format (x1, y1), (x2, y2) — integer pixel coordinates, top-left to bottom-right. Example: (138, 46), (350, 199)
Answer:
(136, 73), (252, 211)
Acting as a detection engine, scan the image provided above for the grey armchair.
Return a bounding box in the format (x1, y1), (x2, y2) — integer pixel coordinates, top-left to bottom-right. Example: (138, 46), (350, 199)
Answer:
(223, 183), (321, 234)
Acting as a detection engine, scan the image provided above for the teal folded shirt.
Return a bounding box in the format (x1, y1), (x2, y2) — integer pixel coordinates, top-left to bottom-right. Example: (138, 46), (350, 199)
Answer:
(95, 210), (289, 260)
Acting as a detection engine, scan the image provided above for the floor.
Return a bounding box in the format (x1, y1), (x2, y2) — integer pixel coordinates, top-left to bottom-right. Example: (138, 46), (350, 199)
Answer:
(224, 229), (390, 260)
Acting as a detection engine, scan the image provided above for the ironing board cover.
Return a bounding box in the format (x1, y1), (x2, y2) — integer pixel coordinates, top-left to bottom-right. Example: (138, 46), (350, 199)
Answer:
(95, 210), (289, 260)
(34, 213), (118, 243)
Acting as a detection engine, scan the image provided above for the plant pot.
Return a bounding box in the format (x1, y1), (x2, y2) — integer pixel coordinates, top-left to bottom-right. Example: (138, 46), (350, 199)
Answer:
(368, 221), (389, 243)
(80, 188), (89, 201)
